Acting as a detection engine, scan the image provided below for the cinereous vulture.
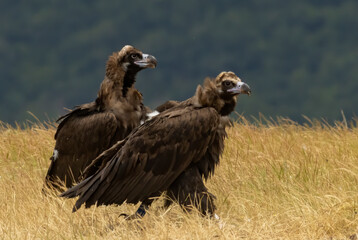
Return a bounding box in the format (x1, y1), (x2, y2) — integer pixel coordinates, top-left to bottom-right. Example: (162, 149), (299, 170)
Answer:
(60, 71), (251, 218)
(44, 45), (157, 192)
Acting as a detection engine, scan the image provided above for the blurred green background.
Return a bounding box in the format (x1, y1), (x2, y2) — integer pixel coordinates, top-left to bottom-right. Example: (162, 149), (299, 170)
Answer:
(1, 0), (357, 124)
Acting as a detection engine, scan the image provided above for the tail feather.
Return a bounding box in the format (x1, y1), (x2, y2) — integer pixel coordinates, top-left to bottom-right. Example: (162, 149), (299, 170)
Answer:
(60, 155), (119, 212)
(59, 176), (92, 199)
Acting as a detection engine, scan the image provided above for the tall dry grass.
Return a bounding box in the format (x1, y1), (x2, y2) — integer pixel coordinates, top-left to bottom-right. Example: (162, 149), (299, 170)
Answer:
(0, 117), (357, 239)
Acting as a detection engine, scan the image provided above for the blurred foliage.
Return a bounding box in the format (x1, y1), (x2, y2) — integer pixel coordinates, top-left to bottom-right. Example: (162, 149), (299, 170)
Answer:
(0, 0), (357, 124)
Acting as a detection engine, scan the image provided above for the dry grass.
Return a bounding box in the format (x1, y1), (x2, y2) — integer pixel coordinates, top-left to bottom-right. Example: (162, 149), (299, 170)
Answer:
(0, 117), (358, 239)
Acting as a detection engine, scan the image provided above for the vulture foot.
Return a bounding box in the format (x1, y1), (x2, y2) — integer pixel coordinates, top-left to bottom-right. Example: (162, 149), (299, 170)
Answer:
(119, 203), (147, 220)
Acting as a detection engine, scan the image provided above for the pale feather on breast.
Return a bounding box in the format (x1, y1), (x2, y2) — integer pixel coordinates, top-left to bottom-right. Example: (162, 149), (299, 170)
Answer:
(147, 110), (159, 119)
(52, 149), (59, 162)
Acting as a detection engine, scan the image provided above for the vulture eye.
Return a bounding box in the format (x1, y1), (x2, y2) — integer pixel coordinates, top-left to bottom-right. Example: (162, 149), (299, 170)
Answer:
(131, 53), (140, 59)
(224, 81), (232, 86)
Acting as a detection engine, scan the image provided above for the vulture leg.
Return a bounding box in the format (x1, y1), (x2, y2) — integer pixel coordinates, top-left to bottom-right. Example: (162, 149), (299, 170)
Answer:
(129, 166), (217, 218)
(120, 195), (156, 220)
(130, 167), (217, 217)
(119, 203), (148, 220)
(164, 166), (217, 216)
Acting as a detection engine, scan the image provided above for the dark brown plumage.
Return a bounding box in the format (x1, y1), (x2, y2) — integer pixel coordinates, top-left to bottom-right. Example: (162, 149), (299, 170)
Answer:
(60, 71), (251, 216)
(157, 71), (250, 216)
(44, 45), (157, 192)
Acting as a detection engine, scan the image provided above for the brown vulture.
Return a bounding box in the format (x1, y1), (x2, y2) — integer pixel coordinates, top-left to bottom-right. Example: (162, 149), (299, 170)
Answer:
(60, 71), (251, 218)
(44, 45), (157, 192)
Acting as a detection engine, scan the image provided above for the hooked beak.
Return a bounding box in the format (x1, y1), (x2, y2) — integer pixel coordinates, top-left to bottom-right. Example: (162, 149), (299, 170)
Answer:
(228, 82), (252, 96)
(134, 54), (157, 68)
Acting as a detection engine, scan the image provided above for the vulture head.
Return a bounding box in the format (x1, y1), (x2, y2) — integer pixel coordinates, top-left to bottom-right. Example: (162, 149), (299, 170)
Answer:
(215, 71), (251, 97)
(194, 71), (251, 116)
(105, 45), (157, 82)
(103, 45), (157, 98)
(118, 45), (157, 70)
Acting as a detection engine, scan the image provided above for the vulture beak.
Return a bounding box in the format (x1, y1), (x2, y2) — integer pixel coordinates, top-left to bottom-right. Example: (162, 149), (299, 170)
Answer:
(134, 54), (157, 68)
(228, 82), (252, 96)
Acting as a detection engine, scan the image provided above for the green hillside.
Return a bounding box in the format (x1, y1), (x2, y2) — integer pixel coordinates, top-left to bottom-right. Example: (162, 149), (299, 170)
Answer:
(1, 0), (357, 123)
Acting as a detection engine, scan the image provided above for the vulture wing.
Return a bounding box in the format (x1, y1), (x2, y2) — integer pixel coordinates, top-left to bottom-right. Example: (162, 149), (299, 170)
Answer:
(61, 106), (221, 212)
(155, 100), (231, 179)
(155, 100), (180, 112)
(80, 139), (126, 179)
(45, 104), (127, 188)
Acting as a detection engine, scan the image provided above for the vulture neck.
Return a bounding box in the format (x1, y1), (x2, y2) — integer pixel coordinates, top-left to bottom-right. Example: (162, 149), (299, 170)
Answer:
(193, 78), (237, 116)
(219, 98), (237, 116)
(96, 77), (122, 110)
(193, 79), (224, 115)
(122, 69), (138, 97)
(96, 56), (140, 110)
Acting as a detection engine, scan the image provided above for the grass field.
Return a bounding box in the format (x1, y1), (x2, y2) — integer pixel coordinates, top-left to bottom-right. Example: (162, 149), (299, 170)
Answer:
(0, 117), (358, 239)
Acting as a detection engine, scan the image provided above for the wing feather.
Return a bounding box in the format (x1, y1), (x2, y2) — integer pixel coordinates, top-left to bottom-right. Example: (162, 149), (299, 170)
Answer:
(61, 106), (220, 211)
(45, 108), (120, 187)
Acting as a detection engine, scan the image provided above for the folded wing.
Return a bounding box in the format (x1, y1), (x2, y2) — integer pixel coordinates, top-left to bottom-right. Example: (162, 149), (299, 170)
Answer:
(61, 106), (220, 212)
